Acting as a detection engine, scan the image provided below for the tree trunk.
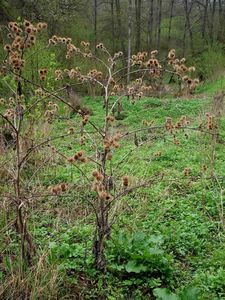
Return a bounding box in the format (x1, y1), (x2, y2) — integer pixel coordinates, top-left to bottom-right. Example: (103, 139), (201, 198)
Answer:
(115, 0), (126, 56)
(15, 127), (35, 270)
(183, 0), (194, 54)
(147, 0), (154, 52)
(111, 0), (115, 54)
(182, 13), (187, 56)
(127, 0), (132, 84)
(94, 0), (97, 52)
(157, 0), (162, 50)
(93, 208), (110, 272)
(209, 0), (216, 43)
(154, 0), (158, 46)
(218, 0), (223, 41)
(135, 0), (141, 52)
(202, 0), (209, 42)
(168, 0), (175, 47)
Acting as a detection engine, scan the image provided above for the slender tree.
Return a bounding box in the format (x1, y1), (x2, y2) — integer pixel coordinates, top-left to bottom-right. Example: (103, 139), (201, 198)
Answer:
(111, 0), (115, 53)
(127, 0), (132, 84)
(183, 0), (194, 55)
(157, 0), (162, 50)
(209, 0), (216, 43)
(202, 0), (209, 42)
(168, 0), (175, 47)
(115, 0), (126, 55)
(135, 0), (141, 52)
(94, 0), (97, 51)
(147, 0), (154, 52)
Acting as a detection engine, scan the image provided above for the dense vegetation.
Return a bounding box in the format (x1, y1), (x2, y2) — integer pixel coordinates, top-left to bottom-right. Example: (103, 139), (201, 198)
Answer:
(0, 1), (225, 299)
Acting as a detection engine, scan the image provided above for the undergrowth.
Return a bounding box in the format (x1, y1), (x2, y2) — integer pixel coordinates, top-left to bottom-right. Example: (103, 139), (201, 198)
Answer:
(1, 95), (225, 299)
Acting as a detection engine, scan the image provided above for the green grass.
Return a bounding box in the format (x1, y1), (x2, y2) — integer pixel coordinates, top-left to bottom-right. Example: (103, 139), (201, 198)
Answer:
(197, 76), (225, 95)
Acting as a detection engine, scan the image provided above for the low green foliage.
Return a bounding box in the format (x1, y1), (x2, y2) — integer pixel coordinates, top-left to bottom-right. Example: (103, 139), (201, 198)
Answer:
(107, 232), (173, 282)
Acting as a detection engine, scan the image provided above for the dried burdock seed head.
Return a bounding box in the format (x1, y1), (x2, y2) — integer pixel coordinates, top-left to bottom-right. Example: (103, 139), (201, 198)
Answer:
(136, 78), (142, 84)
(24, 20), (31, 27)
(40, 75), (46, 81)
(92, 170), (99, 177)
(201, 164), (207, 172)
(8, 22), (14, 29)
(96, 173), (104, 181)
(182, 75), (189, 82)
(184, 168), (191, 176)
(68, 127), (75, 134)
(52, 104), (59, 112)
(60, 183), (67, 191)
(99, 191), (108, 200)
(25, 26), (32, 34)
(29, 35), (36, 42)
(107, 152), (113, 160)
(37, 22), (42, 31)
(77, 150), (84, 157)
(0, 98), (5, 105)
(33, 26), (37, 33)
(58, 37), (63, 43)
(51, 187), (59, 195)
(7, 32), (13, 39)
(188, 66), (196, 72)
(173, 138), (180, 145)
(168, 49), (176, 60)
(194, 78), (199, 84)
(66, 37), (72, 44)
(122, 176), (129, 187)
(104, 140), (111, 150)
(42, 22), (48, 29)
(19, 43), (25, 50)
(12, 26), (18, 33)
(151, 50), (158, 57)
(79, 157), (87, 163)
(96, 42), (104, 49)
(74, 154), (79, 160)
(4, 44), (11, 52)
(181, 64), (188, 72)
(106, 115), (115, 122)
(49, 39), (56, 45)
(175, 121), (182, 129)
(68, 156), (75, 163)
(16, 28), (23, 35)
(80, 136), (86, 145)
(105, 193), (112, 201)
(166, 117), (172, 123)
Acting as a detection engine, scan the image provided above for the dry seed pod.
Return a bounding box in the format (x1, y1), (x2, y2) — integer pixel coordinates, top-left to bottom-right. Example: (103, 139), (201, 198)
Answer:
(183, 168), (191, 176)
(60, 183), (67, 191)
(92, 170), (99, 177)
(68, 156), (75, 163)
(122, 176), (129, 187)
(96, 173), (104, 181)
